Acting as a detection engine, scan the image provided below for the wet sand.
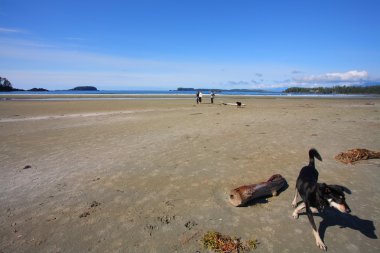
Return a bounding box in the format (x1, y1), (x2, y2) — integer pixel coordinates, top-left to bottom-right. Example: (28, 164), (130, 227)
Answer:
(0, 96), (379, 252)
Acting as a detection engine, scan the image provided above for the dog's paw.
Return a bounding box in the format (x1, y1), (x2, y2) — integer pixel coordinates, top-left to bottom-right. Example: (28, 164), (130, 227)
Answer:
(292, 212), (299, 219)
(291, 201), (297, 208)
(316, 239), (327, 251)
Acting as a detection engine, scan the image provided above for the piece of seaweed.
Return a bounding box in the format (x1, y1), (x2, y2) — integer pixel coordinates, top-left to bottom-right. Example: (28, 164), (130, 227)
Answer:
(335, 148), (380, 164)
(201, 230), (258, 253)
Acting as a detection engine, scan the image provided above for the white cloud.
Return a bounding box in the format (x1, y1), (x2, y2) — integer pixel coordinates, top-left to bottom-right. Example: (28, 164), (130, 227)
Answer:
(0, 27), (24, 33)
(291, 70), (369, 86)
(227, 80), (251, 86)
(292, 70), (369, 85)
(324, 70), (368, 81)
(0, 40), (155, 70)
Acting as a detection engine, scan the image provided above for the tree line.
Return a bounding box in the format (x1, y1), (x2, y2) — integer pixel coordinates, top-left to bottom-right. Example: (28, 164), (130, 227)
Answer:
(0, 76), (17, 91)
(284, 85), (380, 94)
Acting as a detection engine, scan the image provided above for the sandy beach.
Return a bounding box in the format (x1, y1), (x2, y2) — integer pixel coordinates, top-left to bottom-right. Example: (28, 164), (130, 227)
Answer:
(0, 95), (379, 253)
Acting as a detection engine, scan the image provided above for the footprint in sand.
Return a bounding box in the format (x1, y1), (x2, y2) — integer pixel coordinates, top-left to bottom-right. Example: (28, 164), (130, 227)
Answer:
(79, 201), (101, 218)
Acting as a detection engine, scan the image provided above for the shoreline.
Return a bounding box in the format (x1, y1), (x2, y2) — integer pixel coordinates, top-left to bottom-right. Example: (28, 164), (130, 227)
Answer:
(1, 93), (379, 101)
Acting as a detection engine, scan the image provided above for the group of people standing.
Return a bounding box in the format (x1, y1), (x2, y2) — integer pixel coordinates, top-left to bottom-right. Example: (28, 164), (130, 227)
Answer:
(196, 91), (215, 104)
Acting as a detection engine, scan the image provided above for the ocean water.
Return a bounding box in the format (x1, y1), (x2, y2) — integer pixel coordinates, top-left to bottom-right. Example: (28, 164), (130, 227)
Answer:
(0, 90), (282, 96)
(0, 90), (374, 98)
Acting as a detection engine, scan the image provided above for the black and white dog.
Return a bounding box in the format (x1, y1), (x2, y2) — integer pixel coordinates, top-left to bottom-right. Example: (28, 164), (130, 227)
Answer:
(292, 148), (351, 251)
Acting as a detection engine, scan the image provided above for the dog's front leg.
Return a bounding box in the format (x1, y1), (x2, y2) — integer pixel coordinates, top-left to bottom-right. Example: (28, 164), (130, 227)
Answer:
(292, 202), (305, 219)
(292, 188), (298, 207)
(312, 229), (326, 251)
(306, 204), (326, 251)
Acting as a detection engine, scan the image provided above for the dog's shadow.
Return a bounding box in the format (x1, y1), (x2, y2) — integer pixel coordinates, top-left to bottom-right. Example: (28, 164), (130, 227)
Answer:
(319, 209), (377, 240)
(299, 208), (377, 240)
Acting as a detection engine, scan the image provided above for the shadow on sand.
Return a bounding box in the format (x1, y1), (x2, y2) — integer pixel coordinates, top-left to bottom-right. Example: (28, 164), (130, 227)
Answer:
(319, 209), (377, 240)
(298, 208), (377, 240)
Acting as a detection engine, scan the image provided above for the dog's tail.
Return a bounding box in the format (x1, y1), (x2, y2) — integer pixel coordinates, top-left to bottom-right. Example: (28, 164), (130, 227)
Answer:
(309, 148), (322, 165)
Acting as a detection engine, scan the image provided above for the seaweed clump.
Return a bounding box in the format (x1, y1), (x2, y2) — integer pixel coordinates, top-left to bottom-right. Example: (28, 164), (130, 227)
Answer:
(201, 230), (258, 252)
(335, 148), (380, 164)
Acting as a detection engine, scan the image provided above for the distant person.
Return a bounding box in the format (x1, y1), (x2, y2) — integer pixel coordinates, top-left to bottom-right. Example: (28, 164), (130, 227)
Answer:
(199, 91), (203, 103)
(196, 91), (200, 104)
(210, 91), (215, 104)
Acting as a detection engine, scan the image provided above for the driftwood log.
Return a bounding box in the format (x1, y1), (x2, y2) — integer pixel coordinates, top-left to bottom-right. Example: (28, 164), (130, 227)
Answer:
(229, 174), (287, 207)
(222, 102), (246, 107)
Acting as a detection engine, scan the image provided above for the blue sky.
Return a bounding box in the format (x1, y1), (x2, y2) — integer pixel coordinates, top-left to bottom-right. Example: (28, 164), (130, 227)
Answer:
(1, 0), (379, 90)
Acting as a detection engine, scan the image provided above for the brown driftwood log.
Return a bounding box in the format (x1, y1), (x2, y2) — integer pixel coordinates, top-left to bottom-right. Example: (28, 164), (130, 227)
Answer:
(229, 174), (287, 207)
(335, 148), (380, 164)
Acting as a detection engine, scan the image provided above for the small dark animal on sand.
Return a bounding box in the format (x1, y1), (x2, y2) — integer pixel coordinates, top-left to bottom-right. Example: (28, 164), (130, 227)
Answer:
(292, 148), (351, 251)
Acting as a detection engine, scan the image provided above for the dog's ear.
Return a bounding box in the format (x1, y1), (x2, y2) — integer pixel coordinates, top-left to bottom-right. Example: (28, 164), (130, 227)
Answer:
(339, 185), (352, 194)
(328, 185), (352, 195)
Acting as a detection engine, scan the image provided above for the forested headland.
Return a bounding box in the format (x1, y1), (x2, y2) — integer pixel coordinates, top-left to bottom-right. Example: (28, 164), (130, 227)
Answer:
(284, 85), (380, 94)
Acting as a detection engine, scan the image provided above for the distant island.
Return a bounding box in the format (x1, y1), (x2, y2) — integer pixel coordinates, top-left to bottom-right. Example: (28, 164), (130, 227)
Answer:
(28, 88), (49, 92)
(284, 85), (380, 94)
(70, 86), (98, 91)
(1, 76), (100, 92)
